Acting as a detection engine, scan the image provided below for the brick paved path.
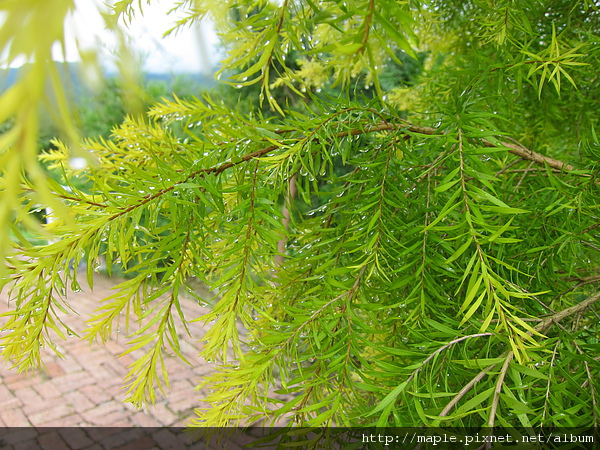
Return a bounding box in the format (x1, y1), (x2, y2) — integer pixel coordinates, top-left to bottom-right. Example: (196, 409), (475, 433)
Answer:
(0, 274), (240, 449)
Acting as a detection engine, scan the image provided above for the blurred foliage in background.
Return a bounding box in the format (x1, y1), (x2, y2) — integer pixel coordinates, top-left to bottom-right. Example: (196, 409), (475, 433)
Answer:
(1, 0), (600, 443)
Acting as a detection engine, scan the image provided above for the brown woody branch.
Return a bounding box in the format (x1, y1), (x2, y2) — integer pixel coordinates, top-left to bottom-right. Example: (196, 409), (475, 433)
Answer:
(535, 290), (600, 334)
(487, 140), (575, 171)
(392, 119), (578, 172)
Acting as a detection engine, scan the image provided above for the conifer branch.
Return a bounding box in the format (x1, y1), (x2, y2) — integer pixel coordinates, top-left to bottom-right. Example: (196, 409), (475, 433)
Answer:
(103, 116), (583, 224)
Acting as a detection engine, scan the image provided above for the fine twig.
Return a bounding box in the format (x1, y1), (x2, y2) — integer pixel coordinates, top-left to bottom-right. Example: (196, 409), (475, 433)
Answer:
(581, 223), (600, 234)
(551, 275), (600, 302)
(508, 161), (534, 202)
(488, 352), (513, 429)
(582, 241), (600, 253)
(507, 281), (555, 313)
(562, 274), (600, 283)
(503, 167), (563, 173)
(405, 333), (494, 386)
(438, 364), (498, 418)
(495, 158), (525, 176)
(571, 339), (599, 425)
(541, 342), (560, 425)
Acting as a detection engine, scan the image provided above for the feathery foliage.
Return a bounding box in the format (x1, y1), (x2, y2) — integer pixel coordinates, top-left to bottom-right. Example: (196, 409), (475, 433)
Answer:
(1, 0), (600, 438)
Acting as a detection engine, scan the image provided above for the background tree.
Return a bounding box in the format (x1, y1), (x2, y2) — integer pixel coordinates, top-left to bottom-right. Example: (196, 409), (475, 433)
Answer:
(1, 0), (599, 441)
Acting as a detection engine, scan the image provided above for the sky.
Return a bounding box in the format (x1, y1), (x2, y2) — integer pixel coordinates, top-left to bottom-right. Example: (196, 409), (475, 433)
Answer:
(68, 0), (218, 73)
(63, 0), (219, 75)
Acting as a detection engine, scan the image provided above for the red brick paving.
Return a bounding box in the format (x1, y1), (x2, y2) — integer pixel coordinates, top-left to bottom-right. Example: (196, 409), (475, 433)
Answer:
(0, 273), (227, 448)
